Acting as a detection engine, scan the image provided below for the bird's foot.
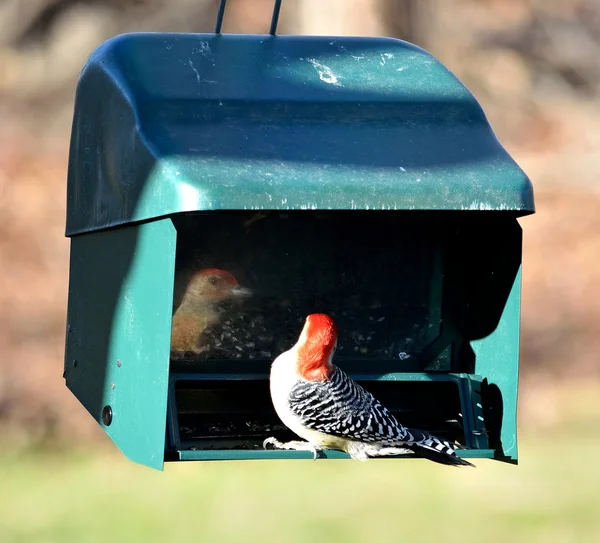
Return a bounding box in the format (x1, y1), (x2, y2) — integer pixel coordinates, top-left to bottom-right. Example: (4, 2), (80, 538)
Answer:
(263, 437), (322, 460)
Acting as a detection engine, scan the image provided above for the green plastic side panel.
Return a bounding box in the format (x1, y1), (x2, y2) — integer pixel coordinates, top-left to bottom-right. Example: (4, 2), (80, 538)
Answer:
(472, 267), (521, 463)
(64, 219), (176, 470)
(66, 33), (534, 236)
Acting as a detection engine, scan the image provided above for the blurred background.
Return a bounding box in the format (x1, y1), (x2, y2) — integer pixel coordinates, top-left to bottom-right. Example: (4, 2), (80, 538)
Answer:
(1, 0), (599, 541)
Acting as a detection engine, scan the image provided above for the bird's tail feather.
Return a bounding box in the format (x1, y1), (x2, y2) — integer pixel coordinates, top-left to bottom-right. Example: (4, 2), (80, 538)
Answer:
(405, 429), (475, 467)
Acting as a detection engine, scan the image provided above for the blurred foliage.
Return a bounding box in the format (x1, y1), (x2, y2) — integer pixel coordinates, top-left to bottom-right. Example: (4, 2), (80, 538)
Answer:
(0, 0), (599, 444)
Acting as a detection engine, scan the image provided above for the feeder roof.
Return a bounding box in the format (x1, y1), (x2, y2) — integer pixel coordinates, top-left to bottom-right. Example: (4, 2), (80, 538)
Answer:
(66, 33), (534, 236)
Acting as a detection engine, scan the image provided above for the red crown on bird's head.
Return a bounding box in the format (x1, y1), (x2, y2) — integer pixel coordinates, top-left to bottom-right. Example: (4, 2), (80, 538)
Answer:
(296, 314), (338, 381)
(302, 314), (338, 347)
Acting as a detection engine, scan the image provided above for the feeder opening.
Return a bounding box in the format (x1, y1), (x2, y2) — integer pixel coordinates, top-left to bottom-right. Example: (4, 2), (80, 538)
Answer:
(170, 211), (447, 369)
(172, 378), (465, 452)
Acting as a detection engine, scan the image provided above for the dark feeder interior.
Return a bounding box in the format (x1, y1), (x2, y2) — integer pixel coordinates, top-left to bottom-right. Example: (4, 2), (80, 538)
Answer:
(166, 210), (520, 458)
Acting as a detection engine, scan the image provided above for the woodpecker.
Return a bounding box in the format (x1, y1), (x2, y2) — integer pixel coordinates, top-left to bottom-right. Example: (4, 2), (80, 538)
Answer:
(170, 268), (250, 356)
(265, 313), (474, 466)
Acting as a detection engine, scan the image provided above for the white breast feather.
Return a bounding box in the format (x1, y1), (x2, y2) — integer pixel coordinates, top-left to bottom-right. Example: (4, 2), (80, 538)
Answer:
(269, 349), (354, 451)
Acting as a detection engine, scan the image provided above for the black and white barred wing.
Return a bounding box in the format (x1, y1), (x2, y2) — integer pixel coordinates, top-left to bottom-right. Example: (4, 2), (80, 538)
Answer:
(287, 367), (411, 444)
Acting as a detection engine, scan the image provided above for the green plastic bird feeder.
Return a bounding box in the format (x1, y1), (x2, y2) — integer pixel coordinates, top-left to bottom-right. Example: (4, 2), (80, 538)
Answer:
(64, 0), (534, 470)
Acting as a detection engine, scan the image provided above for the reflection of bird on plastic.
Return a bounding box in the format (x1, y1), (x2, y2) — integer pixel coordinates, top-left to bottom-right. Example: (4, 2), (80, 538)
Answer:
(171, 268), (251, 357)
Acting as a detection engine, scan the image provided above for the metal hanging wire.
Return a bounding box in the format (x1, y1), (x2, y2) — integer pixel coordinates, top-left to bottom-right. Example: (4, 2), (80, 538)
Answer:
(215, 0), (282, 35)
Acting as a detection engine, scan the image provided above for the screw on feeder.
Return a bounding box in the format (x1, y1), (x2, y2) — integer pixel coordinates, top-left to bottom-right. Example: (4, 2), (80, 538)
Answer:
(102, 405), (113, 426)
(116, 360), (121, 368)
(214, 0), (282, 36)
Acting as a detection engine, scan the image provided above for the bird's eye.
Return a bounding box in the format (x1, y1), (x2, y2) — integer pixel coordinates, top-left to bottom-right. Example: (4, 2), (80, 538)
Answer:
(208, 276), (219, 286)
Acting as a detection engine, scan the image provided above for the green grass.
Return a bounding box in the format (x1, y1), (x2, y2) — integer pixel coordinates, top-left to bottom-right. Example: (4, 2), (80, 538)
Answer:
(1, 433), (599, 543)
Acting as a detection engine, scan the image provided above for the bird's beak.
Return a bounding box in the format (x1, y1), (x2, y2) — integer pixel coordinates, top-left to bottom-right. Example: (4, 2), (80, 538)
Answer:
(230, 286), (252, 298)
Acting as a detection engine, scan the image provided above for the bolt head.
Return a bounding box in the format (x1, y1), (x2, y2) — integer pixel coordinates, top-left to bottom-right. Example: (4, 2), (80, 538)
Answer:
(101, 405), (113, 426)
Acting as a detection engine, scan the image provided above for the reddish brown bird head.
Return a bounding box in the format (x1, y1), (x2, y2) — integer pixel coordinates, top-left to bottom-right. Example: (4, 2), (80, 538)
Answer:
(186, 268), (251, 303)
(295, 313), (338, 382)
(171, 268), (251, 355)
